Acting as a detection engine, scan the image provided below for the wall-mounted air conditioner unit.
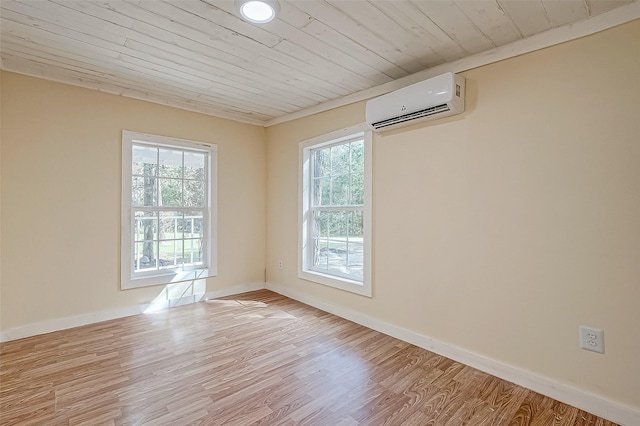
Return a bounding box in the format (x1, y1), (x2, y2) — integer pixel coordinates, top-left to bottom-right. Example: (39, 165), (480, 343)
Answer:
(366, 72), (465, 132)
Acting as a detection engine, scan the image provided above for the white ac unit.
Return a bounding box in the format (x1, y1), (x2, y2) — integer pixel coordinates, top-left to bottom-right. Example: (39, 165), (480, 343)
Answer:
(366, 72), (465, 132)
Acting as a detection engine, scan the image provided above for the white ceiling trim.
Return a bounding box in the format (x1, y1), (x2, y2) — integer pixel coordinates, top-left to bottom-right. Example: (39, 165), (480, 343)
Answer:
(265, 3), (640, 128)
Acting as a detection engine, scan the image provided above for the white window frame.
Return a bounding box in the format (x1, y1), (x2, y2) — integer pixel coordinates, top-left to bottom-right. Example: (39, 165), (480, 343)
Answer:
(298, 123), (372, 297)
(121, 130), (217, 290)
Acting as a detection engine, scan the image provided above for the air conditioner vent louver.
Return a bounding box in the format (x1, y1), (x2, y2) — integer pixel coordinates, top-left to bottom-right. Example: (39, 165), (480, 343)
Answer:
(371, 104), (450, 130)
(366, 72), (465, 132)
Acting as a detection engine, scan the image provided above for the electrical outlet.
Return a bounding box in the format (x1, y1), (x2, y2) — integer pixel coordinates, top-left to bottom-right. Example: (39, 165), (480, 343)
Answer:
(579, 326), (605, 354)
(278, 260), (283, 270)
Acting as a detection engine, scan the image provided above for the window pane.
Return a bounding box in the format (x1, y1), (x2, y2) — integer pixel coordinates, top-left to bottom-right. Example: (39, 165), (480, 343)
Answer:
(312, 210), (329, 241)
(349, 210), (364, 237)
(314, 238), (329, 269)
(184, 152), (205, 180)
(159, 178), (183, 207)
(350, 140), (364, 173)
(176, 213), (189, 238)
(327, 239), (347, 274)
(351, 172), (364, 205)
(310, 209), (364, 282)
(317, 210), (329, 237)
(186, 212), (204, 239)
(328, 210), (348, 237)
(310, 140), (365, 209)
(331, 144), (349, 175)
(313, 177), (330, 206)
(312, 210), (329, 270)
(132, 145), (157, 176)
(313, 148), (330, 178)
(348, 211), (364, 280)
(184, 180), (205, 207)
(132, 176), (157, 207)
(182, 212), (198, 238)
(134, 241), (157, 271)
(328, 211), (348, 274)
(134, 211), (157, 242)
(159, 149), (183, 178)
(159, 240), (179, 269)
(160, 211), (181, 240)
(184, 238), (203, 265)
(134, 211), (158, 272)
(331, 174), (349, 206)
(347, 240), (364, 270)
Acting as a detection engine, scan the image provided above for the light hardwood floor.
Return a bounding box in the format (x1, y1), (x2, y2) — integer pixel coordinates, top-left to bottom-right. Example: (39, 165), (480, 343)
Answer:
(0, 290), (618, 426)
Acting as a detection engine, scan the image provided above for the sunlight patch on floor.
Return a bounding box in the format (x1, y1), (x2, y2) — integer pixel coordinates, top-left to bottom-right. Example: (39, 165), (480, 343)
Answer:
(144, 279), (206, 314)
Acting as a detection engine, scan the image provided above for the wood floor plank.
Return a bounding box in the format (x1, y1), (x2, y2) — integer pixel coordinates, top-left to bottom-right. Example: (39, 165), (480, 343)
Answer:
(0, 290), (620, 426)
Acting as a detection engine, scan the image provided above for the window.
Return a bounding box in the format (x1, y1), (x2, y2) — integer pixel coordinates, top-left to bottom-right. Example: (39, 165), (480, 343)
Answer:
(299, 124), (372, 296)
(121, 131), (217, 289)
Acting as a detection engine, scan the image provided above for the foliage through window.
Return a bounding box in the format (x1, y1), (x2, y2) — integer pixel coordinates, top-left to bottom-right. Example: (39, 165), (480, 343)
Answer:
(122, 131), (217, 289)
(299, 125), (371, 296)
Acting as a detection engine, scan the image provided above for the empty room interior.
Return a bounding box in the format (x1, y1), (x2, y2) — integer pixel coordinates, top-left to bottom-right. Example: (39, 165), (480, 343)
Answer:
(0, 1), (639, 425)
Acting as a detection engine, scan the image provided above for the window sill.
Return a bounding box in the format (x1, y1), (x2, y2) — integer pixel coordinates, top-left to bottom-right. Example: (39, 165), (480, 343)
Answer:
(299, 269), (371, 297)
(121, 267), (216, 290)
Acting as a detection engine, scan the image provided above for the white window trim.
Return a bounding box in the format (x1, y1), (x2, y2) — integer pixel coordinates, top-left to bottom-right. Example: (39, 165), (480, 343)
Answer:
(298, 123), (372, 297)
(121, 130), (217, 290)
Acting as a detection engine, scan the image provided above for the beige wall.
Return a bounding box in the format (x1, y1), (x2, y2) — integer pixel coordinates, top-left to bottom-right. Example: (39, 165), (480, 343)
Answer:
(266, 20), (640, 409)
(0, 72), (266, 330)
(0, 70), (3, 331)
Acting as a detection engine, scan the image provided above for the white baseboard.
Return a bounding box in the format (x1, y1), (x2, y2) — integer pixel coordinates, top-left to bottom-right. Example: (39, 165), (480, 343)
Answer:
(265, 282), (639, 426)
(0, 282), (266, 343)
(0, 304), (147, 343)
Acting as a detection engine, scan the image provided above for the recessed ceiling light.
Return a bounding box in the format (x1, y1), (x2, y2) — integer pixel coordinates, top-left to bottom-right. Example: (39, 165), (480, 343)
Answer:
(235, 0), (280, 24)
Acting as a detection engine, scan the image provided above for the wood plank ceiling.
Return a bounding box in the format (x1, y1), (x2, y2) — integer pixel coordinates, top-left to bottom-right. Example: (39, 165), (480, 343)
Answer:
(0, 0), (636, 125)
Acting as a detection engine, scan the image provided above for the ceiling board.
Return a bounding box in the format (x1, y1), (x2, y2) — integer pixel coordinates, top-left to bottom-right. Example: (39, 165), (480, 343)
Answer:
(1, 0), (638, 126)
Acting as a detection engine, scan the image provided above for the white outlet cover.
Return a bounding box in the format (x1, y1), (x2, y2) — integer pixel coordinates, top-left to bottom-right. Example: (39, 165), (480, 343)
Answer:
(579, 325), (605, 354)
